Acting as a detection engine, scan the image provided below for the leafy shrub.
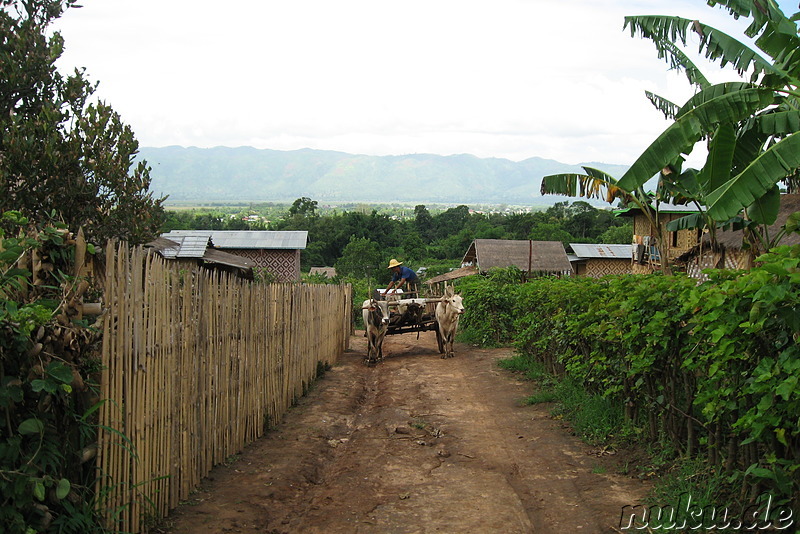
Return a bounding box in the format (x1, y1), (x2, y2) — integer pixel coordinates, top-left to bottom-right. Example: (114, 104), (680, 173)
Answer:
(480, 247), (800, 512)
(0, 212), (110, 533)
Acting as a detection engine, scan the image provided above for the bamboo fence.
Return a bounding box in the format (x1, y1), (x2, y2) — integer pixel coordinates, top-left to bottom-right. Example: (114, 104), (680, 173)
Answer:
(96, 243), (351, 533)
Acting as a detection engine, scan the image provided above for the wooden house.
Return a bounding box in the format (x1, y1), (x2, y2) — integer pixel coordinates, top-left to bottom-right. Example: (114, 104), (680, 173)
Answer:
(161, 230), (308, 282)
(423, 239), (572, 294)
(678, 194), (800, 280)
(616, 203), (703, 274)
(146, 235), (255, 280)
(461, 239), (573, 276)
(568, 243), (632, 278)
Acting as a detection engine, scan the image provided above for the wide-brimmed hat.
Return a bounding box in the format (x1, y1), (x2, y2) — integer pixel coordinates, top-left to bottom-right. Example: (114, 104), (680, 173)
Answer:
(387, 259), (403, 268)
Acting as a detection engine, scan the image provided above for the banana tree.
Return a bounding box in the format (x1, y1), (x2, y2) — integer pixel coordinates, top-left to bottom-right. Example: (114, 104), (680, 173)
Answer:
(619, 1), (800, 254)
(540, 166), (680, 273)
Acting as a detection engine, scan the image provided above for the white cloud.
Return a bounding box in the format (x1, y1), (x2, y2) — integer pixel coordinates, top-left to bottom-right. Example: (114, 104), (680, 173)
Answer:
(52, 0), (796, 165)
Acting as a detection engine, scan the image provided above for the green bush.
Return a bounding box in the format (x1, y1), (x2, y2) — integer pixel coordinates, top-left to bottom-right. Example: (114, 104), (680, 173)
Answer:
(0, 212), (110, 533)
(476, 246), (800, 512)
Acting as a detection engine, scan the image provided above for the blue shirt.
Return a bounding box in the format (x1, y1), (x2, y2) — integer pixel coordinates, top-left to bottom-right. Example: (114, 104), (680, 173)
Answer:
(391, 266), (418, 283)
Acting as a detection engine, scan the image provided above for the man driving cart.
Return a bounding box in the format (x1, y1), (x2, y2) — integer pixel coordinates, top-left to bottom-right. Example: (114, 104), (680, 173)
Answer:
(384, 259), (420, 297)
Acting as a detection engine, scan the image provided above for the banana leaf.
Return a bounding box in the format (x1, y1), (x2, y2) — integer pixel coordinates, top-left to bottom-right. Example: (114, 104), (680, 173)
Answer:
(704, 123), (736, 193)
(749, 110), (800, 135)
(706, 132), (800, 220)
(646, 91), (680, 121)
(540, 167), (622, 203)
(665, 212), (706, 232)
(624, 15), (780, 81)
(747, 184), (781, 225)
(675, 82), (753, 118)
(618, 87), (776, 192)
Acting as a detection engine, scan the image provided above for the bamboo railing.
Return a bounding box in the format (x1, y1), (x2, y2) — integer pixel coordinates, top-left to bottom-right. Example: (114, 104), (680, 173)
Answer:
(96, 243), (351, 533)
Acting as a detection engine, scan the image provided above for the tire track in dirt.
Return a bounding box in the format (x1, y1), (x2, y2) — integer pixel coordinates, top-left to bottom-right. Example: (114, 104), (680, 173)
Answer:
(158, 332), (650, 534)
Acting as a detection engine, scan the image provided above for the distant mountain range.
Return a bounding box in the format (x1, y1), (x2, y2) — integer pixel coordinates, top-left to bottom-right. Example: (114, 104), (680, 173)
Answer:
(138, 146), (630, 205)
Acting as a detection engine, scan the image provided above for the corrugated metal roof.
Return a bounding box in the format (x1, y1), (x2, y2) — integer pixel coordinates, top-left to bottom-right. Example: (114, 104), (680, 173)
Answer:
(569, 243), (632, 259)
(176, 235), (213, 258)
(147, 236), (212, 259)
(162, 230), (308, 250)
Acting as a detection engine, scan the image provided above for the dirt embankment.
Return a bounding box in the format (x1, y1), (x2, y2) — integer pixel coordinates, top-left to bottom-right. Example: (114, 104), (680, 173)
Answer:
(157, 331), (651, 534)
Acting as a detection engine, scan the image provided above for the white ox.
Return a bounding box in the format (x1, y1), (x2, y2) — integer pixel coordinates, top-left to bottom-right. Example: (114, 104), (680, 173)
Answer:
(362, 299), (390, 364)
(435, 286), (465, 359)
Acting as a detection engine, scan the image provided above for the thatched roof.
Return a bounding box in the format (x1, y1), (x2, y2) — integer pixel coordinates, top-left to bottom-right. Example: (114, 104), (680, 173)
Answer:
(424, 266), (479, 285)
(708, 194), (800, 249)
(462, 239), (573, 274)
(309, 267), (337, 278)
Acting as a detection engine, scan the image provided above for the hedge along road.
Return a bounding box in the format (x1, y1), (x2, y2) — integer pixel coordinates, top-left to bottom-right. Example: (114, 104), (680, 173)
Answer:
(156, 330), (650, 534)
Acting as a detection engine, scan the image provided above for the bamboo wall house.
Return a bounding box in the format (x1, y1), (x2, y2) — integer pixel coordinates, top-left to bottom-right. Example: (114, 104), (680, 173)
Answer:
(678, 194), (800, 279)
(461, 239), (573, 276)
(162, 230), (308, 281)
(568, 243), (632, 277)
(617, 204), (703, 274)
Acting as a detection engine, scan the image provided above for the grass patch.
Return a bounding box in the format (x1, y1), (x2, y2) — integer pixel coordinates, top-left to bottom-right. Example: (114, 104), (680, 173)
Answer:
(498, 353), (552, 383)
(499, 353), (630, 447)
(498, 350), (775, 528)
(525, 390), (558, 404)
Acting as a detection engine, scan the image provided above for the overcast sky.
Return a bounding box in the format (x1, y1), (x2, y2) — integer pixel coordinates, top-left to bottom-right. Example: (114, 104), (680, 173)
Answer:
(52, 0), (798, 166)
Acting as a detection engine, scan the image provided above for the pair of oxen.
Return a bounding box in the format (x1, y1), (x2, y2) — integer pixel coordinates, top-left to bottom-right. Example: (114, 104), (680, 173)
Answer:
(361, 287), (464, 364)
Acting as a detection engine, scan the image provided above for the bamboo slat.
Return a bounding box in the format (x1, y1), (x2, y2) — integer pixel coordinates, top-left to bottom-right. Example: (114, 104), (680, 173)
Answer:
(97, 244), (351, 533)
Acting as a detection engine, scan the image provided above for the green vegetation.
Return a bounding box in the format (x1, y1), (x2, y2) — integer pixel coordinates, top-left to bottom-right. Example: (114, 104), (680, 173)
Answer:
(162, 200), (632, 274)
(542, 2), (800, 275)
(0, 1), (165, 246)
(461, 246), (800, 519)
(0, 212), (109, 533)
(1, 1), (167, 531)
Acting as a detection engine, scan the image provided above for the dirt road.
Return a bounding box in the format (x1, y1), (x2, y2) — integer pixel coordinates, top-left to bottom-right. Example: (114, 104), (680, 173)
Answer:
(158, 331), (650, 534)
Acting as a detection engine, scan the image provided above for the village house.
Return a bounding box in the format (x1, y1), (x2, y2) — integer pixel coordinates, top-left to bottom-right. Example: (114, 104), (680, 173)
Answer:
(616, 203), (703, 274)
(677, 194), (800, 280)
(161, 230), (308, 282)
(145, 235), (256, 280)
(425, 238), (573, 293)
(568, 243), (632, 278)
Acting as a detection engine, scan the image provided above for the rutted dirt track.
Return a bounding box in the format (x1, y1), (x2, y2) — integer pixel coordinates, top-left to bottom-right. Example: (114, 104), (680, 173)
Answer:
(158, 331), (650, 534)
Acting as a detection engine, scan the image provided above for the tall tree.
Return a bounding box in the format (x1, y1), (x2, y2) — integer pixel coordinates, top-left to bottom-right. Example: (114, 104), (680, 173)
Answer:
(288, 197), (318, 217)
(544, 1), (800, 264)
(0, 0), (164, 245)
(620, 1), (800, 247)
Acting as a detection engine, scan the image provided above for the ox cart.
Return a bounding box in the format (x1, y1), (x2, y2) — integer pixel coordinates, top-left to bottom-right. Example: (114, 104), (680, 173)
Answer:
(373, 290), (447, 354)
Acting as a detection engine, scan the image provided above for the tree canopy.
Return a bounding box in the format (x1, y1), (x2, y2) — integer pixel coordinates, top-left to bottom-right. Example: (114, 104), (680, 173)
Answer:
(0, 0), (165, 245)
